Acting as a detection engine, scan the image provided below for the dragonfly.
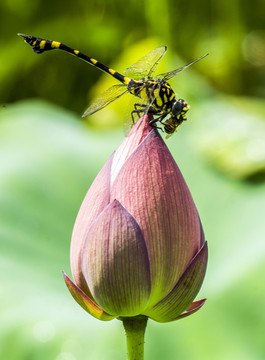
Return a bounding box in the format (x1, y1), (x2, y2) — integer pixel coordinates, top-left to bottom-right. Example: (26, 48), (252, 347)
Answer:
(18, 33), (208, 137)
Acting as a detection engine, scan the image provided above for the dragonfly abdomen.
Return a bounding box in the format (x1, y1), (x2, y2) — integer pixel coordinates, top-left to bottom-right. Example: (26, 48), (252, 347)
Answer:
(18, 34), (131, 86)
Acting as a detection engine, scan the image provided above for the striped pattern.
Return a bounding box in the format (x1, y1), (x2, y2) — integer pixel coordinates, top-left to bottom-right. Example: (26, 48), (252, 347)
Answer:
(19, 34), (129, 85)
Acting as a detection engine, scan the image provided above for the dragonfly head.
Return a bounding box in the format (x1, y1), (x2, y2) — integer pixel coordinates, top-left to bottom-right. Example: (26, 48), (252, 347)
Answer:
(171, 98), (190, 118)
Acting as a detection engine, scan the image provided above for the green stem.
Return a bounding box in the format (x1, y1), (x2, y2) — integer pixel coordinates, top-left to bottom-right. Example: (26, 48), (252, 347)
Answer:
(122, 316), (148, 360)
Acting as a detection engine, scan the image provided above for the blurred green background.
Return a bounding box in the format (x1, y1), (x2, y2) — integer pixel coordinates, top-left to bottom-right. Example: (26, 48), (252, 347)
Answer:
(1, 1), (265, 359)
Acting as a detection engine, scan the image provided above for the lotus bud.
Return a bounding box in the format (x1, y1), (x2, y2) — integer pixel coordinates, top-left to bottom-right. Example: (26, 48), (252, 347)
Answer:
(64, 114), (208, 323)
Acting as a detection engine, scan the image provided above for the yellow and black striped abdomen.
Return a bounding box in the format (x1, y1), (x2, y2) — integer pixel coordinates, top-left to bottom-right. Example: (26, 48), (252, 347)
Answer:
(18, 34), (131, 85)
(19, 36), (62, 54)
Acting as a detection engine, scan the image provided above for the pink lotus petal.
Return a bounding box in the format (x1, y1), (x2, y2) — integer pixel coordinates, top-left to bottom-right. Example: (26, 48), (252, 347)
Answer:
(110, 114), (153, 185)
(111, 128), (202, 305)
(81, 200), (151, 316)
(63, 272), (115, 321)
(70, 153), (114, 296)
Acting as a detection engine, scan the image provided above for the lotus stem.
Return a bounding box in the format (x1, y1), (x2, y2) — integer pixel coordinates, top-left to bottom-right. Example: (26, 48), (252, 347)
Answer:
(122, 316), (148, 360)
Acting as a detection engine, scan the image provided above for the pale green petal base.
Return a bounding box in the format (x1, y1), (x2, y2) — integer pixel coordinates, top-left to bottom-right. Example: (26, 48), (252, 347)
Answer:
(142, 242), (208, 322)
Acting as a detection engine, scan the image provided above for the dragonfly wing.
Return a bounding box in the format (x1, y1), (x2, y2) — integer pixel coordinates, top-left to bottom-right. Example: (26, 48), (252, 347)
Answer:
(123, 87), (150, 135)
(155, 53), (209, 82)
(82, 84), (128, 117)
(123, 46), (167, 80)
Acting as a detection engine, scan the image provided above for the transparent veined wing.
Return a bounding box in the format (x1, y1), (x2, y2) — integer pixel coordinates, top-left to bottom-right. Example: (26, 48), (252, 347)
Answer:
(123, 46), (167, 80)
(155, 53), (209, 82)
(82, 84), (128, 117)
(123, 85), (149, 135)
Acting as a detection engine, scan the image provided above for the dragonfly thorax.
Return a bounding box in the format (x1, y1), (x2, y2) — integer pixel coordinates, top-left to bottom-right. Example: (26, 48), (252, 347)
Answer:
(128, 79), (177, 112)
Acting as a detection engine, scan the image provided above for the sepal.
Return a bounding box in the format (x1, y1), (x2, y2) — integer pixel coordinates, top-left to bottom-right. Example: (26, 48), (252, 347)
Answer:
(63, 272), (116, 321)
(175, 298), (206, 320)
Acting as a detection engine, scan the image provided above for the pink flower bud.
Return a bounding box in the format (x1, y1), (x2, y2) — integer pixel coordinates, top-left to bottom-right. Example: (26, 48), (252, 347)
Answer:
(64, 115), (207, 322)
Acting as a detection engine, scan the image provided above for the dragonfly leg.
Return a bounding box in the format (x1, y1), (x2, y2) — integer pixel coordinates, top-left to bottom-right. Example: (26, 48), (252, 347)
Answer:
(149, 118), (163, 131)
(149, 114), (167, 131)
(131, 103), (148, 123)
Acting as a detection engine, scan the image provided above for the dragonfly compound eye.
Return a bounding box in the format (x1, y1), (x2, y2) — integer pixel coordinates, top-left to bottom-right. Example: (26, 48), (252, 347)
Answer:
(171, 100), (184, 116)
